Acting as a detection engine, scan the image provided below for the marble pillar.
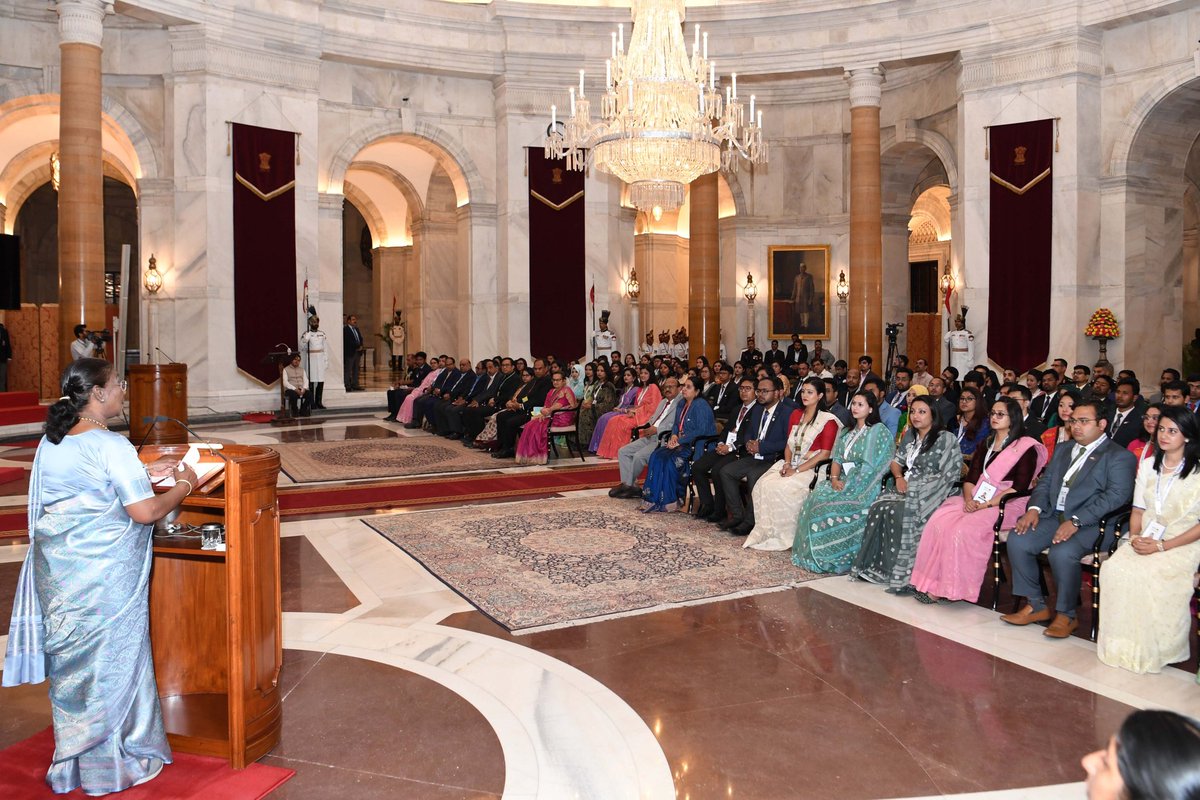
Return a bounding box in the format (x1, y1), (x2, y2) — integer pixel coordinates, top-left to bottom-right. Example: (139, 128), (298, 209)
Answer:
(846, 67), (885, 365)
(372, 245), (411, 368)
(689, 172), (720, 365)
(55, 0), (108, 367)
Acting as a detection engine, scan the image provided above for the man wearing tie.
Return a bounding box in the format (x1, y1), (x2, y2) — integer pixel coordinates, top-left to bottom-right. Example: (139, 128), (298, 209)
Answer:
(716, 376), (793, 536)
(343, 314), (364, 391)
(693, 378), (757, 522)
(609, 378), (682, 498)
(1028, 369), (1062, 424)
(784, 335), (808, 377)
(1187, 375), (1200, 413)
(1106, 377), (1147, 447)
(1002, 400), (1136, 638)
(704, 364), (737, 419)
(436, 360), (493, 438)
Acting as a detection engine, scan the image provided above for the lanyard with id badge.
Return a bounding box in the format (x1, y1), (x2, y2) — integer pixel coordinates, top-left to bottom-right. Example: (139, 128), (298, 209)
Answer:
(1144, 466), (1183, 540)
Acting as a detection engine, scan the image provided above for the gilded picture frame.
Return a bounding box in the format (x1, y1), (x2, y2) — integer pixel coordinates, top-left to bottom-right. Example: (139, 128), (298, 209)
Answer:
(767, 245), (831, 340)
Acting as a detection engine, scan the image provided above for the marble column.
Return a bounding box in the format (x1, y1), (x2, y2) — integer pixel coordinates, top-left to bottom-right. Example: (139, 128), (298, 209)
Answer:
(689, 172), (720, 365)
(846, 67), (885, 365)
(55, 0), (109, 367)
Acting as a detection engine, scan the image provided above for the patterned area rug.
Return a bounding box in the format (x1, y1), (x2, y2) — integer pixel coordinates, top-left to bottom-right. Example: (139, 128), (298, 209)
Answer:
(365, 496), (818, 632)
(274, 437), (504, 482)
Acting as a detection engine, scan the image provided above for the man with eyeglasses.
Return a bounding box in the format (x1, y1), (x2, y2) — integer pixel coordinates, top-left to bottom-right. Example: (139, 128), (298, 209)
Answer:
(1003, 399), (1136, 638)
(609, 377), (681, 499)
(694, 377), (758, 523)
(714, 376), (792, 536)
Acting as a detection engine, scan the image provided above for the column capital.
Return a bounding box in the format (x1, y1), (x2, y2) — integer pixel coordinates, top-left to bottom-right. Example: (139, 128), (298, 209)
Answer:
(318, 192), (345, 212)
(56, 0), (111, 48)
(844, 66), (885, 108)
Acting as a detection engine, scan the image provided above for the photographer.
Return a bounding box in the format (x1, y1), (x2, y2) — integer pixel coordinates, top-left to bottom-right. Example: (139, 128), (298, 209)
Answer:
(70, 324), (99, 361)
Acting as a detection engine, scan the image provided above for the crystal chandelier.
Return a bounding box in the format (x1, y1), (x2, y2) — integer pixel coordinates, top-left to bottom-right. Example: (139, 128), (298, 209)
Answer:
(544, 0), (767, 220)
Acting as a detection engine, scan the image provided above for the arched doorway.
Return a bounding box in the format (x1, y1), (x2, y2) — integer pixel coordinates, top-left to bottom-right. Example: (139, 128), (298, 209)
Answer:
(1110, 74), (1200, 376)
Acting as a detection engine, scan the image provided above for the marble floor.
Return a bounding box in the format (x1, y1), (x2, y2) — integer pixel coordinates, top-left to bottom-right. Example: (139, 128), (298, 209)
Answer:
(1, 413), (1198, 799)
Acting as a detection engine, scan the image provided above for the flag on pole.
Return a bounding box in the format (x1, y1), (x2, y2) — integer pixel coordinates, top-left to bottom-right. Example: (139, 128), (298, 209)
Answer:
(302, 279), (309, 315)
(944, 285), (954, 316)
(391, 294), (396, 319)
(589, 283), (595, 309)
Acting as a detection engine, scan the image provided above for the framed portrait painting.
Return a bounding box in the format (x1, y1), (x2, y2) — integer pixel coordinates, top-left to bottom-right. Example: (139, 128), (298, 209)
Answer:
(767, 245), (831, 340)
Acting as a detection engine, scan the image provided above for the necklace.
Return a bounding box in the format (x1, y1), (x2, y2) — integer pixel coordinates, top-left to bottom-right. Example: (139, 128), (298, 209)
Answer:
(78, 416), (109, 430)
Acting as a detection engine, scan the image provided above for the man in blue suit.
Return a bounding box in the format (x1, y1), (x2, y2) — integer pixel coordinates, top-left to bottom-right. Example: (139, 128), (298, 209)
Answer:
(406, 356), (462, 428)
(862, 376), (900, 438)
(1003, 399), (1136, 638)
(717, 375), (793, 536)
(430, 360), (488, 436)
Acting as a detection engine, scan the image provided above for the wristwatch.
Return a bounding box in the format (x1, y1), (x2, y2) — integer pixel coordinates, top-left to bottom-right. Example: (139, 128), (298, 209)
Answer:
(1069, 516), (1082, 528)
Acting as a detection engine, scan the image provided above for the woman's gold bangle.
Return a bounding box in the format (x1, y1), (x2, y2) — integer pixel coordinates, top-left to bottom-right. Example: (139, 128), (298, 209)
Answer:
(178, 479), (194, 496)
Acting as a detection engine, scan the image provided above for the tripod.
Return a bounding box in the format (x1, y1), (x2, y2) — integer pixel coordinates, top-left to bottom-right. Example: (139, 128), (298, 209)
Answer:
(884, 332), (899, 387)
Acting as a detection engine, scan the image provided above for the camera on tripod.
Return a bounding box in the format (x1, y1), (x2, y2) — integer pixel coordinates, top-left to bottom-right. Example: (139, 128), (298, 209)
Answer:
(884, 321), (904, 340)
(85, 328), (113, 347)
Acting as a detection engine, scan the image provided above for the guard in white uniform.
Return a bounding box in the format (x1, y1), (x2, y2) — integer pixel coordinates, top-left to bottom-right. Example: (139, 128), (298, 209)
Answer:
(389, 312), (406, 370)
(637, 332), (655, 360)
(943, 314), (975, 376)
(300, 315), (330, 409)
(593, 309), (617, 361)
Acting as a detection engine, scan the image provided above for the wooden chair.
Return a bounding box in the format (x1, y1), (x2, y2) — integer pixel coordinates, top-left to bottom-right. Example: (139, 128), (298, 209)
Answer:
(1088, 504), (1133, 641)
(548, 406), (586, 462)
(989, 489), (1032, 611)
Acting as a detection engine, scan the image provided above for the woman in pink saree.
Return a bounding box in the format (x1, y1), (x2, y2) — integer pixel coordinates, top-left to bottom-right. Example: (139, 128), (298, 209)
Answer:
(395, 366), (441, 424)
(595, 367), (662, 459)
(515, 372), (576, 465)
(909, 396), (1048, 603)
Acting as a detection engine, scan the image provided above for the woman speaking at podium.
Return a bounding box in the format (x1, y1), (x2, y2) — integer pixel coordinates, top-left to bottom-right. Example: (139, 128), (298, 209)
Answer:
(3, 357), (198, 795)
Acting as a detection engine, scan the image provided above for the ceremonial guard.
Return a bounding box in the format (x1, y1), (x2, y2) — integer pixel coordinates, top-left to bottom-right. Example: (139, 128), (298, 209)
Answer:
(300, 313), (329, 409)
(672, 327), (689, 360)
(389, 311), (406, 370)
(943, 314), (975, 376)
(638, 331), (656, 360)
(593, 309), (617, 361)
(656, 330), (671, 356)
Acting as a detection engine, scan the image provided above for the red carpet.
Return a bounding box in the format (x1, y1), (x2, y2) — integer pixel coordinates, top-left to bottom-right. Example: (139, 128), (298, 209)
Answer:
(0, 392), (46, 427)
(278, 462), (621, 516)
(0, 729), (293, 799)
(0, 466), (25, 486)
(241, 412), (277, 424)
(0, 464), (622, 537)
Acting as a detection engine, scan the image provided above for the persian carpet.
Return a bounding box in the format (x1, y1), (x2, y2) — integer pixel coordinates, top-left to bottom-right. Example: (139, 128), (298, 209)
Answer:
(0, 728), (293, 799)
(366, 496), (819, 632)
(274, 437), (505, 482)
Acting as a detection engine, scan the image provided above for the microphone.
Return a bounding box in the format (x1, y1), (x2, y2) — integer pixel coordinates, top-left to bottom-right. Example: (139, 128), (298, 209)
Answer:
(155, 347), (178, 364)
(138, 416), (230, 464)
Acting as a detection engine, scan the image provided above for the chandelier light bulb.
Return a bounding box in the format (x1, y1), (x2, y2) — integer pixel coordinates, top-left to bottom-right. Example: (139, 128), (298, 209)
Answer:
(652, 205), (663, 221)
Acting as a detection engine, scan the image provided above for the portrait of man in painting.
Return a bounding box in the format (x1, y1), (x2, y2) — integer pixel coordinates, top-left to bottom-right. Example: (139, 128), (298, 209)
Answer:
(768, 245), (830, 339)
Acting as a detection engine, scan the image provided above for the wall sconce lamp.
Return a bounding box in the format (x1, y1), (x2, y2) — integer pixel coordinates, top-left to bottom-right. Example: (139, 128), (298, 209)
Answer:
(626, 267), (640, 300)
(836, 270), (849, 304)
(144, 254), (163, 294)
(49, 152), (60, 192)
(743, 272), (757, 303)
(940, 267), (953, 294)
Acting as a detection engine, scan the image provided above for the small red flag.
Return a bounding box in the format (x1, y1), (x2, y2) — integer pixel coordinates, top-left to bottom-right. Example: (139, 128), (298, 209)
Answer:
(589, 284), (595, 307)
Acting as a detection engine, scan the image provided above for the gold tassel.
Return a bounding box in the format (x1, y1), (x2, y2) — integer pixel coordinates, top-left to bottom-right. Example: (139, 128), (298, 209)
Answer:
(983, 126), (989, 160)
(226, 122), (231, 157)
(523, 148), (528, 178)
(1054, 119), (1060, 153)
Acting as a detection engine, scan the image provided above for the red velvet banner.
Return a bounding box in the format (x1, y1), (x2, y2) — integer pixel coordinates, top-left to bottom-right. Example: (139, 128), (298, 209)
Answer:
(988, 119), (1053, 372)
(527, 148), (586, 362)
(232, 123), (297, 384)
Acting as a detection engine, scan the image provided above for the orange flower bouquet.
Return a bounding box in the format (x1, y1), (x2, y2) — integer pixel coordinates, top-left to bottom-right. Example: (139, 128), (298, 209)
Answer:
(1084, 308), (1120, 359)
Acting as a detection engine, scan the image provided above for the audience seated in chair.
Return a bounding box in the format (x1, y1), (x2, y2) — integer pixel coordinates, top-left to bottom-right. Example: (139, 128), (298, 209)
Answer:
(640, 377), (714, 512)
(513, 369), (576, 465)
(713, 376), (794, 536)
(592, 367), (663, 459)
(692, 377), (758, 524)
(609, 377), (682, 499)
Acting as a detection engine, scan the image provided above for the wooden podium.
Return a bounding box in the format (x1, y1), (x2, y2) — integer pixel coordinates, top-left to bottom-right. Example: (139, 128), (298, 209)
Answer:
(128, 364), (189, 445)
(139, 444), (283, 768)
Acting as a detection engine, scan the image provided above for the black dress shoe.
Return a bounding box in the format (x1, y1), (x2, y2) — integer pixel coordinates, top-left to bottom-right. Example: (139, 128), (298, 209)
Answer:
(717, 517), (743, 531)
(445, 432), (462, 440)
(608, 485), (629, 498)
(491, 449), (514, 459)
(621, 485), (645, 499)
(730, 522), (753, 536)
(404, 423), (421, 429)
(694, 504), (713, 519)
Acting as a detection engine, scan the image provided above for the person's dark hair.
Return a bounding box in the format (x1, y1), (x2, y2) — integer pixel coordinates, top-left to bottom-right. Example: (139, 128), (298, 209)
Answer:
(796, 376), (829, 410)
(1000, 381), (1022, 395)
(1008, 384), (1032, 403)
(896, 354), (909, 366)
(850, 389), (883, 426)
(683, 375), (704, 394)
(1091, 374), (1115, 399)
(621, 366), (638, 386)
(861, 376), (885, 394)
(858, 355), (873, 366)
(47, 358), (113, 445)
(414, 351), (427, 359)
(1025, 368), (1043, 382)
(1133, 402), (1164, 445)
(822, 378), (838, 394)
(73, 323), (87, 338)
(695, 355), (710, 368)
(1162, 368), (1182, 382)
(1115, 710), (1200, 800)
(520, 367), (535, 379)
(988, 396), (1026, 446)
(957, 386), (987, 440)
(1189, 374), (1200, 384)
(737, 375), (756, 388)
(1118, 369), (1136, 381)
(1073, 364), (1091, 377)
(905, 395), (945, 455)
(833, 359), (848, 369)
(1163, 379), (1189, 397)
(961, 372), (984, 388)
(594, 362), (611, 385)
(982, 369), (1001, 391)
(1152, 406), (1200, 479)
(943, 366), (960, 381)
(550, 369), (565, 381)
(1072, 398), (1106, 422)
(1116, 376), (1141, 396)
(763, 375), (784, 392)
(894, 366), (913, 380)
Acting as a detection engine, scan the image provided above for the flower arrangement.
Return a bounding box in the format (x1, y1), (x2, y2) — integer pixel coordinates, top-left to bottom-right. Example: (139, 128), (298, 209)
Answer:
(1084, 308), (1120, 340)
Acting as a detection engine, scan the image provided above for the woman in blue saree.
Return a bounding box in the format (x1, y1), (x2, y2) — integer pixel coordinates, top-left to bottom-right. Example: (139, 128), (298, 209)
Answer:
(641, 376), (717, 512)
(3, 359), (198, 795)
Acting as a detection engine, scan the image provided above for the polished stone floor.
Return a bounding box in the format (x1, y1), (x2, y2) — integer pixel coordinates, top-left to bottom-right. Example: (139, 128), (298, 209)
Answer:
(1, 413), (1198, 799)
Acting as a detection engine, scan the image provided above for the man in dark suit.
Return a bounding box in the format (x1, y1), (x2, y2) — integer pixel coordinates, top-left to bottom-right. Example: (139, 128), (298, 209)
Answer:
(386, 351), (432, 420)
(1002, 399), (1136, 638)
(784, 335), (809, 376)
(1028, 369), (1062, 425)
(462, 357), (518, 444)
(427, 359), (483, 435)
(0, 322), (11, 392)
(1106, 377), (1147, 448)
(739, 336), (763, 370)
(857, 355), (882, 387)
(822, 378), (853, 427)
(704, 364), (737, 419)
(717, 376), (793, 536)
(408, 357), (466, 428)
(927, 376), (957, 426)
(1006, 384), (1045, 439)
(763, 340), (787, 372)
(343, 314), (364, 391)
(492, 358), (552, 458)
(694, 378), (757, 522)
(436, 359), (494, 438)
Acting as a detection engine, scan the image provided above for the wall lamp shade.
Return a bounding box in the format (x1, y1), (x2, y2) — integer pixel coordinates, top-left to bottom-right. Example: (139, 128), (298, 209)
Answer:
(743, 272), (757, 302)
(836, 270), (849, 303)
(626, 267), (640, 300)
(940, 269), (953, 292)
(144, 254), (163, 294)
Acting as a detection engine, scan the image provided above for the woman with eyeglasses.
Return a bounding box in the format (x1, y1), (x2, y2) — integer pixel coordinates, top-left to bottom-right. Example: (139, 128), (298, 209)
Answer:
(1126, 404), (1161, 464)
(909, 397), (1048, 604)
(792, 390), (895, 573)
(1097, 407), (1200, 674)
(954, 386), (991, 460)
(3, 359), (199, 794)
